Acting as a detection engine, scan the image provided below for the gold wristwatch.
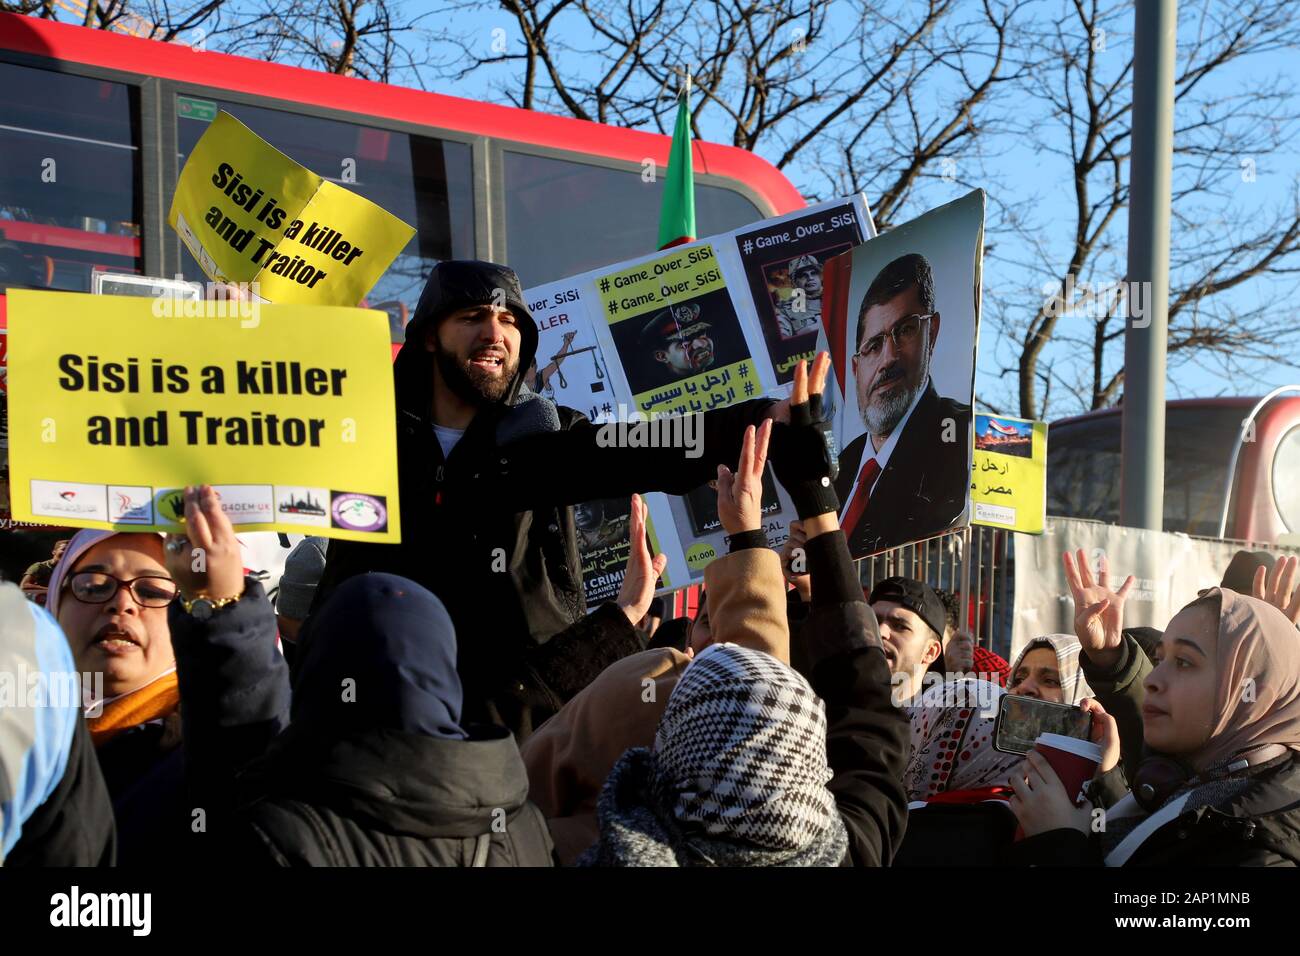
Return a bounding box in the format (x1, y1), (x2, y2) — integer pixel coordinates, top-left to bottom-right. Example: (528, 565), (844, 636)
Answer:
(179, 590), (243, 621)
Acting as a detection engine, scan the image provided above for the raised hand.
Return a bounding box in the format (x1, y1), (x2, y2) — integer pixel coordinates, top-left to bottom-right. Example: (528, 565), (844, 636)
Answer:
(615, 493), (668, 626)
(1252, 555), (1300, 626)
(716, 419), (772, 536)
(767, 351), (831, 425)
(164, 485), (245, 601)
(1062, 548), (1134, 670)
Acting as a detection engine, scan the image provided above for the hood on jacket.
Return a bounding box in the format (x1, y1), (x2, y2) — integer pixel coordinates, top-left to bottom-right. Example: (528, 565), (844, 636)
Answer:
(393, 259), (539, 415)
(249, 574), (544, 838)
(292, 573), (466, 740)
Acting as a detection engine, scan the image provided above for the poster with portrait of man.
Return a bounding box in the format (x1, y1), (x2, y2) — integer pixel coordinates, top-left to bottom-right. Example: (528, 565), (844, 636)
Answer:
(822, 189), (984, 559)
(733, 201), (865, 386)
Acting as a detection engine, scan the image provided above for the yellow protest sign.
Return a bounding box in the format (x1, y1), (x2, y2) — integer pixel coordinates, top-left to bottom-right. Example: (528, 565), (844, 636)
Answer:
(168, 111), (415, 306)
(596, 243), (761, 419)
(5, 290), (401, 543)
(970, 413), (1047, 534)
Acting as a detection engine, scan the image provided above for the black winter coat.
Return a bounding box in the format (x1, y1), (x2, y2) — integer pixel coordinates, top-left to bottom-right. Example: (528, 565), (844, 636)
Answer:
(174, 573), (555, 867)
(789, 529), (911, 866)
(1006, 752), (1300, 866)
(6, 717), (116, 867)
(234, 725), (554, 867)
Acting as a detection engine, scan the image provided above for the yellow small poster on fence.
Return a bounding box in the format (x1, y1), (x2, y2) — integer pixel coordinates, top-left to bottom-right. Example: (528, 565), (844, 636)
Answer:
(5, 289), (401, 542)
(168, 111), (415, 306)
(970, 413), (1047, 534)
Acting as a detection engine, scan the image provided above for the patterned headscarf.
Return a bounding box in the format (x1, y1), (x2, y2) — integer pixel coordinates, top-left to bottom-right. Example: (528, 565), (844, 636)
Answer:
(651, 643), (841, 851)
(905, 677), (1019, 800)
(1009, 634), (1094, 705)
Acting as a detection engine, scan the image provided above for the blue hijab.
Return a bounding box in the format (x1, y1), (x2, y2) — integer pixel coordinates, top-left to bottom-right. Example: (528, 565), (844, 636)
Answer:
(0, 585), (80, 859)
(292, 574), (466, 740)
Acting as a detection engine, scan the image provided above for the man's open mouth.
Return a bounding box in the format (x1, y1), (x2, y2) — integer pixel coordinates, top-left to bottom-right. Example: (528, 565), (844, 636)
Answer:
(469, 352), (506, 371)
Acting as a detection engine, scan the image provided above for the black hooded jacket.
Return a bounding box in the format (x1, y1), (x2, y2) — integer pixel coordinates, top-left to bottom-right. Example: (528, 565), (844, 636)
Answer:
(313, 260), (778, 737)
(189, 574), (553, 866)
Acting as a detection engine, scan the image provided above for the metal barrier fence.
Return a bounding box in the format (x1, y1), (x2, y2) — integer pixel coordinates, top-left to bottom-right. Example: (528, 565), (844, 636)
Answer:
(668, 519), (1298, 666)
(858, 526), (1014, 660)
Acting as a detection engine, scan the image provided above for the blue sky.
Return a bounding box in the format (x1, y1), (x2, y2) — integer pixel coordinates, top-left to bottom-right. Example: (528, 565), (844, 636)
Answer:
(53, 0), (1300, 420)
(383, 1), (1300, 419)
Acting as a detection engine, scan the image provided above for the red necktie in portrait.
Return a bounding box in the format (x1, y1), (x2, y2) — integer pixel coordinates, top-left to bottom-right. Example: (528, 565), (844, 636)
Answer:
(840, 457), (882, 542)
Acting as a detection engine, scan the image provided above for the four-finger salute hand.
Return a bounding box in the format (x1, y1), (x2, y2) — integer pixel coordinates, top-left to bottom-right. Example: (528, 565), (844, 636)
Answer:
(616, 493), (668, 626)
(1061, 548), (1133, 670)
(717, 419), (772, 536)
(770, 353), (839, 518)
(1253, 555), (1300, 626)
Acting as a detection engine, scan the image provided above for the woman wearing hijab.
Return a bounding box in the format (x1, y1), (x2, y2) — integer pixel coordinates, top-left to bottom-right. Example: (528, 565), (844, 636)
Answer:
(37, 485), (283, 863)
(904, 679), (1021, 802)
(156, 485), (551, 866)
(45, 530), (181, 765)
(1008, 586), (1300, 866)
(1007, 633), (1094, 705)
(0, 582), (115, 866)
(41, 528), (192, 863)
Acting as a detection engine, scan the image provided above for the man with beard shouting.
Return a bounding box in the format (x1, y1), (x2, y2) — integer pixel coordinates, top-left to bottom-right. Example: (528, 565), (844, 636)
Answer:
(312, 260), (832, 739)
(834, 253), (971, 557)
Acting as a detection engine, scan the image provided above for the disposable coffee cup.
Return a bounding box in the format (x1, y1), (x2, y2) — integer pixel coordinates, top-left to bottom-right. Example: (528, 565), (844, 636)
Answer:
(1034, 733), (1102, 806)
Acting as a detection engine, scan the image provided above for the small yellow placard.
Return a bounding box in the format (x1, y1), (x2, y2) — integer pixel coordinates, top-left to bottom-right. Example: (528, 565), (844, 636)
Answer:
(970, 413), (1047, 535)
(168, 111), (415, 306)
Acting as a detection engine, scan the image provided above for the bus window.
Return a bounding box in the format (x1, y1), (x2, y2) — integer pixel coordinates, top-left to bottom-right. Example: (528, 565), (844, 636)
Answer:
(1046, 416), (1120, 525)
(0, 62), (142, 293)
(1046, 405), (1244, 536)
(1273, 426), (1300, 533)
(503, 150), (766, 288)
(176, 97), (475, 338)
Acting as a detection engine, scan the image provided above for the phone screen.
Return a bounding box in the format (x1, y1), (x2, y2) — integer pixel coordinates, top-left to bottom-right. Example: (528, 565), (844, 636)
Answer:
(994, 695), (1093, 754)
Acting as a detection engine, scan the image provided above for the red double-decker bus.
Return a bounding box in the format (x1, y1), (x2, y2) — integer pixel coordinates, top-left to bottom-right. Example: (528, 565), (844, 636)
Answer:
(0, 12), (803, 331)
(0, 12), (803, 578)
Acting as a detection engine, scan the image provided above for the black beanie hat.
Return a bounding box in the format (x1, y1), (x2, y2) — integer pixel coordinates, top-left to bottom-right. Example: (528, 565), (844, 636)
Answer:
(869, 576), (947, 640)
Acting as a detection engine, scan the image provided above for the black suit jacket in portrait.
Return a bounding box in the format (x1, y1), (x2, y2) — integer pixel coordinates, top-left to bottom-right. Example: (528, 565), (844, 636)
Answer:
(834, 380), (972, 558)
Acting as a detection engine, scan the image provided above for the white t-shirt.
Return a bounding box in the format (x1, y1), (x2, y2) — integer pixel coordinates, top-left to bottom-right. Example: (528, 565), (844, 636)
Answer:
(433, 423), (466, 458)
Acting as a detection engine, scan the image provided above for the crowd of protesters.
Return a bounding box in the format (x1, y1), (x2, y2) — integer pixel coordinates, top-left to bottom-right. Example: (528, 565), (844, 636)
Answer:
(3, 259), (1300, 868)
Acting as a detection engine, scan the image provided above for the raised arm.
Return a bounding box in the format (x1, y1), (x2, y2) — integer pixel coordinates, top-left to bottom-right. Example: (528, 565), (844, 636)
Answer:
(489, 351), (837, 511)
(165, 486), (290, 830)
(775, 356), (909, 866)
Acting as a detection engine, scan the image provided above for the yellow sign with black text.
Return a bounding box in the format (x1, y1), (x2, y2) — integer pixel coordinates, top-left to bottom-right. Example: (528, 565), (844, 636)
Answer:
(970, 413), (1047, 534)
(5, 290), (401, 542)
(168, 111), (415, 306)
(597, 243), (761, 419)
